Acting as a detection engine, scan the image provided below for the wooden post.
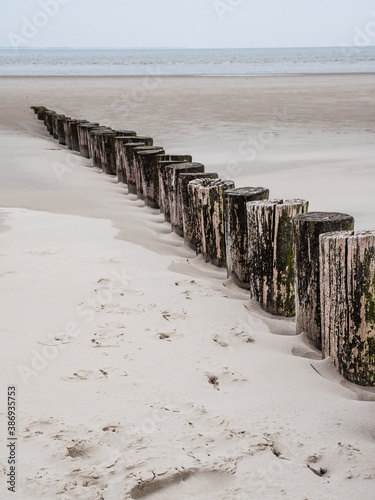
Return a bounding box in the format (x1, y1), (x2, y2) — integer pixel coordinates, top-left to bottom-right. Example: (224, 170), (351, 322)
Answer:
(293, 212), (355, 349)
(179, 173), (219, 248)
(158, 155), (193, 221)
(224, 187), (270, 289)
(247, 199), (309, 316)
(52, 114), (64, 140)
(56, 115), (71, 146)
(188, 179), (235, 267)
(88, 127), (110, 162)
(123, 141), (153, 193)
(320, 230), (375, 386)
(136, 149), (169, 208)
(98, 131), (116, 174)
(31, 106), (47, 120)
(65, 119), (90, 152)
(37, 107), (48, 121)
(115, 136), (152, 183)
(165, 163), (203, 236)
(31, 106), (46, 115)
(77, 123), (100, 158)
(132, 146), (165, 199)
(91, 128), (113, 167)
(100, 131), (128, 175)
(44, 111), (56, 136)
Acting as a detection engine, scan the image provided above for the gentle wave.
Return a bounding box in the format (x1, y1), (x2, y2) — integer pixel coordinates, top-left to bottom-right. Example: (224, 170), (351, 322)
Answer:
(0, 47), (374, 76)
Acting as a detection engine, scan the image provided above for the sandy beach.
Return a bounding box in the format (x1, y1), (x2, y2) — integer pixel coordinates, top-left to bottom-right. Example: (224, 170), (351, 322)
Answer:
(1, 75), (375, 499)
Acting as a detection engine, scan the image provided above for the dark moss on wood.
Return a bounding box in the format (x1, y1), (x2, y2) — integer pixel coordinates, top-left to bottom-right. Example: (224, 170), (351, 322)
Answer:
(224, 187), (269, 289)
(320, 230), (375, 386)
(132, 146), (165, 199)
(165, 162), (203, 236)
(189, 179), (235, 267)
(115, 136), (152, 183)
(158, 156), (194, 221)
(294, 212), (354, 350)
(136, 148), (168, 206)
(247, 199), (309, 317)
(179, 173), (219, 248)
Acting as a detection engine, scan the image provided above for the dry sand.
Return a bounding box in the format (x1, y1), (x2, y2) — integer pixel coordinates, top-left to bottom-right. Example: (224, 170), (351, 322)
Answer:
(0, 75), (375, 499)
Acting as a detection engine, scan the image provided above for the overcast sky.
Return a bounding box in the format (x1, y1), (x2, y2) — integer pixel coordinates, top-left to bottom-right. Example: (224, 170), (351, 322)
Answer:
(1, 0), (375, 49)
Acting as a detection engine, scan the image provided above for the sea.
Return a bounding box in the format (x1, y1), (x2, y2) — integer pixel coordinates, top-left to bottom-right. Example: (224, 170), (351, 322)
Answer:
(0, 47), (374, 76)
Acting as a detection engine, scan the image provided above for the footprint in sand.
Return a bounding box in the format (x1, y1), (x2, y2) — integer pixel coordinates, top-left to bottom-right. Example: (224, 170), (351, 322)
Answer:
(63, 368), (128, 381)
(161, 309), (187, 321)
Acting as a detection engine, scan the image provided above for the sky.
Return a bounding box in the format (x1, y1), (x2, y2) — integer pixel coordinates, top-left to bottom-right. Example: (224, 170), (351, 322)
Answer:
(1, 0), (375, 49)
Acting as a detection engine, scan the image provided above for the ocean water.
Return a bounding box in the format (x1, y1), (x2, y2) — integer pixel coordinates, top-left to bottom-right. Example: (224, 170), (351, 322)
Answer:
(0, 47), (374, 76)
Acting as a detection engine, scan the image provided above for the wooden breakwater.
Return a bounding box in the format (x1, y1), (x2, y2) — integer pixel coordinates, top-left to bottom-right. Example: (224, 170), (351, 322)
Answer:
(31, 106), (375, 387)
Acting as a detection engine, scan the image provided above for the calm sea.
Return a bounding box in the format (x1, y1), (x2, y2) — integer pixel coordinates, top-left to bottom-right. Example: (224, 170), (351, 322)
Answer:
(0, 47), (374, 76)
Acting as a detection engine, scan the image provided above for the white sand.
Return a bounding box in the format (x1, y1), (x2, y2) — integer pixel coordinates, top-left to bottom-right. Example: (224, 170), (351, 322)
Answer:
(0, 75), (375, 499)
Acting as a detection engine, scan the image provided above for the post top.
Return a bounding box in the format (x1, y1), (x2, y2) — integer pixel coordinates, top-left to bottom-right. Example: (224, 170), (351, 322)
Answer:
(294, 212), (354, 223)
(164, 162), (204, 172)
(224, 187), (269, 197)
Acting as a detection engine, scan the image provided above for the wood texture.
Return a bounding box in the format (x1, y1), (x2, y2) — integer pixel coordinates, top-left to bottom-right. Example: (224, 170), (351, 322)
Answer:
(224, 187), (269, 289)
(293, 212), (355, 349)
(115, 136), (151, 183)
(133, 146), (165, 199)
(189, 179), (235, 267)
(180, 173), (218, 248)
(158, 156), (193, 221)
(320, 230), (375, 386)
(247, 199), (309, 316)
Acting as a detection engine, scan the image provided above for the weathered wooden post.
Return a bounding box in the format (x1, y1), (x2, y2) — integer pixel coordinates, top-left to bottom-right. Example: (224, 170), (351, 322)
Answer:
(293, 212), (355, 349)
(90, 128), (114, 167)
(247, 199), (309, 316)
(101, 131), (137, 175)
(31, 106), (45, 115)
(179, 173), (219, 248)
(56, 115), (71, 145)
(64, 119), (90, 152)
(158, 155), (193, 221)
(31, 106), (47, 120)
(320, 230), (375, 386)
(224, 187), (270, 289)
(77, 123), (99, 158)
(132, 146), (165, 199)
(165, 163), (203, 236)
(88, 127), (110, 162)
(116, 136), (153, 184)
(188, 179), (235, 266)
(37, 107), (48, 121)
(44, 111), (56, 136)
(123, 141), (154, 193)
(52, 114), (65, 140)
(136, 149), (171, 207)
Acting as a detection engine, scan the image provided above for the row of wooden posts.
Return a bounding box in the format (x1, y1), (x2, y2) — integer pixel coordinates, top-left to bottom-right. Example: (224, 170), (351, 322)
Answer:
(31, 106), (375, 387)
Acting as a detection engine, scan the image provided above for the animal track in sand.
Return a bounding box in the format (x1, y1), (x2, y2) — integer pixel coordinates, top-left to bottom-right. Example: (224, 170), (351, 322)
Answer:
(205, 367), (249, 391)
(213, 330), (255, 349)
(89, 328), (126, 348)
(63, 368), (128, 381)
(161, 309), (187, 321)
